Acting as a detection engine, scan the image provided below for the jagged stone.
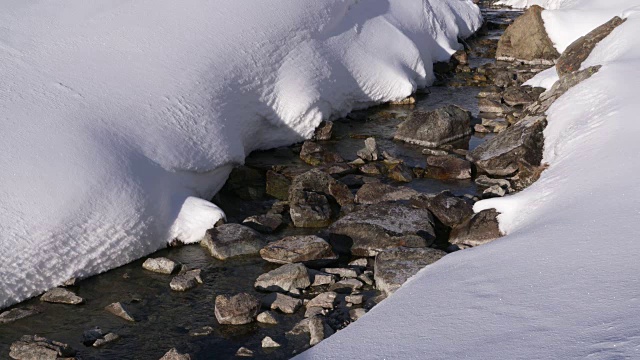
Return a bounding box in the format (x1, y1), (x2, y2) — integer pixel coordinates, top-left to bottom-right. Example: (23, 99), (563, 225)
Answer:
(170, 269), (203, 292)
(450, 209), (502, 248)
(142, 257), (177, 275)
(299, 140), (344, 166)
(314, 121), (334, 141)
(409, 191), (474, 228)
(255, 263), (311, 294)
(394, 105), (472, 147)
(265, 170), (291, 200)
(0, 307), (40, 325)
(262, 336), (281, 348)
(160, 348), (191, 360)
(262, 293), (302, 314)
(425, 155), (472, 180)
(40, 288), (84, 305)
(306, 292), (337, 309)
(256, 311), (278, 325)
(260, 235), (337, 265)
(9, 335), (76, 360)
(354, 183), (418, 205)
(105, 302), (136, 322)
(215, 293), (261, 325)
(200, 224), (264, 260)
(242, 213), (283, 233)
(356, 137), (379, 161)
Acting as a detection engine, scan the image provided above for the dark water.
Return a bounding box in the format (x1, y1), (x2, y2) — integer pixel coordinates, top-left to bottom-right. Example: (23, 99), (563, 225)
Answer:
(0, 5), (521, 360)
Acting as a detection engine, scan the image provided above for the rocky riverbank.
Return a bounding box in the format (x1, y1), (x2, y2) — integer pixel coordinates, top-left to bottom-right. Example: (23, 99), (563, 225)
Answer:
(1, 2), (625, 359)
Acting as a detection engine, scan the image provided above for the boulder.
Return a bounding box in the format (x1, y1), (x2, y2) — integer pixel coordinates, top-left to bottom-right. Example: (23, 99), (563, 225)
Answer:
(9, 335), (76, 360)
(329, 202), (436, 257)
(105, 302), (136, 322)
(355, 183), (418, 205)
(170, 269), (203, 292)
(394, 105), (472, 147)
(556, 17), (626, 77)
(496, 5), (560, 64)
(356, 137), (379, 161)
(262, 292), (302, 314)
(425, 155), (472, 180)
(450, 209), (502, 248)
(214, 293), (261, 325)
(200, 224), (264, 260)
(255, 263), (311, 294)
(467, 115), (547, 176)
(40, 288), (84, 305)
(142, 257), (178, 275)
(242, 213), (283, 233)
(160, 348), (191, 360)
(260, 235), (337, 265)
(409, 191), (474, 228)
(374, 247), (446, 296)
(299, 140), (344, 166)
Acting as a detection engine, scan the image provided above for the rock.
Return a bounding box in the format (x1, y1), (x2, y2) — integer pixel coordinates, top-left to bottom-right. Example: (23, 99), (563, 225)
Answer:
(262, 336), (281, 348)
(142, 257), (178, 275)
(511, 160), (547, 191)
(492, 69), (516, 88)
(82, 327), (104, 346)
(189, 326), (214, 336)
(527, 66), (601, 117)
(160, 348), (192, 360)
(200, 224), (264, 260)
(478, 98), (507, 114)
(329, 202), (436, 256)
(386, 163), (414, 183)
(356, 137), (379, 161)
(0, 307), (40, 325)
(349, 308), (366, 321)
(105, 302), (136, 322)
(452, 49), (468, 65)
(467, 115), (547, 176)
(215, 293), (261, 325)
(262, 293), (302, 314)
(308, 316), (325, 346)
(496, 5), (560, 64)
(358, 271), (375, 286)
(169, 269), (203, 291)
(255, 263), (311, 294)
(223, 166), (265, 200)
(305, 306), (326, 318)
(348, 258), (368, 268)
(354, 183), (418, 205)
(40, 288), (83, 305)
(314, 121), (334, 141)
(474, 124), (491, 133)
(329, 279), (363, 293)
(256, 311), (278, 325)
(235, 347), (254, 357)
(309, 270), (336, 287)
(299, 140), (344, 166)
(389, 96), (416, 105)
(475, 175), (513, 191)
(93, 333), (119, 347)
(450, 209), (502, 248)
(61, 278), (77, 287)
(483, 185), (506, 198)
(359, 163), (383, 175)
(425, 155), (472, 180)
(394, 105), (472, 147)
(477, 86), (502, 100)
(242, 213), (283, 233)
(556, 16), (626, 77)
(493, 121), (509, 133)
(502, 86), (534, 107)
(321, 268), (359, 279)
(422, 148), (449, 156)
(9, 335), (76, 360)
(306, 292), (337, 309)
(265, 170), (291, 200)
(374, 247), (447, 296)
(345, 295), (363, 305)
(409, 191), (474, 228)
(288, 169), (353, 228)
(339, 174), (380, 188)
(260, 235), (337, 265)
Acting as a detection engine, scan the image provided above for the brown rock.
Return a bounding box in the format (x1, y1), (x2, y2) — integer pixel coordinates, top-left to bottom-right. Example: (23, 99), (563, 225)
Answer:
(450, 209), (502, 248)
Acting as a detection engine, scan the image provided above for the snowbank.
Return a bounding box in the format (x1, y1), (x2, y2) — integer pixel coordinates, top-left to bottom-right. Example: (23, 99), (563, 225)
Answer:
(0, 1), (481, 307)
(299, 1), (640, 359)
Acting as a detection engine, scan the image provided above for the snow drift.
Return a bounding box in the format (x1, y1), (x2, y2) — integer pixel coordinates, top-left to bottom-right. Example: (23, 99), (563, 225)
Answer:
(300, 1), (640, 359)
(0, 1), (482, 307)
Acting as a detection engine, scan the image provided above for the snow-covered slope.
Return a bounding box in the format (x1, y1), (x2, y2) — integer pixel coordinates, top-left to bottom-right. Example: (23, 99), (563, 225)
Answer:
(299, 1), (640, 359)
(0, 1), (481, 308)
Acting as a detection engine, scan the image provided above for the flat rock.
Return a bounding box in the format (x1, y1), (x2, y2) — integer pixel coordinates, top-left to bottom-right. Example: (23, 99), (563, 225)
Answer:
(256, 311), (278, 325)
(425, 155), (472, 180)
(255, 263), (311, 294)
(200, 223), (264, 260)
(306, 292), (337, 309)
(329, 279), (363, 293)
(386, 163), (414, 183)
(160, 348), (192, 360)
(299, 140), (344, 166)
(0, 307), (40, 324)
(394, 105), (472, 147)
(105, 302), (136, 322)
(502, 86), (534, 107)
(242, 213), (283, 233)
(215, 293), (261, 325)
(409, 191), (474, 228)
(354, 183), (418, 205)
(262, 293), (302, 314)
(374, 247), (447, 296)
(308, 270), (336, 287)
(170, 269), (203, 292)
(142, 257), (177, 275)
(9, 335), (76, 360)
(450, 209), (502, 248)
(260, 235), (337, 266)
(92, 332), (119, 348)
(235, 347), (254, 357)
(321, 268), (359, 279)
(329, 202), (435, 257)
(345, 294), (363, 305)
(40, 288), (84, 305)
(478, 98), (508, 114)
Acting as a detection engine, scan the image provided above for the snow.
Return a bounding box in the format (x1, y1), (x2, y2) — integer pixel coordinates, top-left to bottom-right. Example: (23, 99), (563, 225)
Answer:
(0, 1), (481, 308)
(299, 1), (640, 359)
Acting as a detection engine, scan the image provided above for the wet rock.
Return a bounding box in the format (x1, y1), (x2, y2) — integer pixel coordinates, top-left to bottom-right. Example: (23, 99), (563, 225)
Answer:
(358, 271), (375, 286)
(82, 327), (104, 346)
(329, 202), (436, 256)
(262, 336), (281, 348)
(478, 98), (507, 114)
(359, 163), (384, 175)
(483, 185), (506, 198)
(450, 209), (502, 248)
(386, 163), (414, 183)
(242, 213), (283, 233)
(299, 140), (344, 166)
(305, 306), (326, 318)
(453, 49), (468, 65)
(496, 5), (560, 64)
(477, 85), (502, 100)
(353, 182), (411, 205)
(105, 302), (136, 322)
(409, 191), (474, 228)
(40, 288), (83, 305)
(255, 263), (311, 294)
(511, 160), (547, 191)
(356, 137), (379, 161)
(260, 235), (337, 266)
(374, 247), (447, 296)
(321, 268), (359, 279)
(349, 308), (366, 321)
(62, 278), (77, 287)
(345, 294), (363, 305)
(313, 121), (334, 141)
(425, 155), (472, 180)
(348, 258), (368, 268)
(306, 292), (337, 309)
(339, 174), (380, 188)
(189, 326), (214, 336)
(160, 348), (191, 360)
(9, 335), (76, 360)
(93, 333), (119, 348)
(235, 347), (254, 357)
(215, 293), (261, 325)
(309, 316), (326, 346)
(422, 148), (449, 156)
(223, 166), (265, 200)
(309, 270), (336, 287)
(389, 96), (416, 105)
(329, 279), (363, 293)
(394, 105), (472, 147)
(265, 170), (291, 201)
(474, 124), (491, 133)
(200, 224), (264, 260)
(262, 293), (302, 314)
(467, 115), (547, 176)
(142, 257), (177, 275)
(170, 269), (203, 292)
(0, 307), (40, 324)
(556, 17), (626, 77)
(502, 86), (534, 107)
(256, 311), (278, 325)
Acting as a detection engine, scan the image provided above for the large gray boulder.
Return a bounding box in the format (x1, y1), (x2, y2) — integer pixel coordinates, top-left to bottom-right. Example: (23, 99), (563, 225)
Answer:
(9, 335), (76, 360)
(394, 105), (472, 147)
(496, 5), (560, 64)
(200, 223), (264, 260)
(450, 209), (502, 248)
(467, 115), (547, 176)
(374, 247), (447, 296)
(254, 263), (311, 294)
(410, 191), (474, 228)
(260, 235), (337, 266)
(329, 202), (436, 257)
(214, 293), (261, 325)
